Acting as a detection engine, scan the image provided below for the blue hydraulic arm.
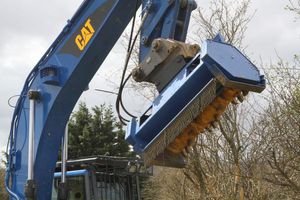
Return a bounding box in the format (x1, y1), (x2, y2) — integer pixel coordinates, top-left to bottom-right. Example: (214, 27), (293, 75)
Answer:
(6, 0), (142, 199)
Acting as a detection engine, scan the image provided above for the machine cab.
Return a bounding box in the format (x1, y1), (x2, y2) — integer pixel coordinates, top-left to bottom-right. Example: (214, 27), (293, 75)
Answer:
(52, 169), (90, 200)
(52, 156), (151, 200)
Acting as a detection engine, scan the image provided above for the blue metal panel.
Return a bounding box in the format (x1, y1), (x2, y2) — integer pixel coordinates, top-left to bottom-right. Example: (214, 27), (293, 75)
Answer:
(175, 0), (197, 41)
(141, 0), (172, 39)
(8, 0), (141, 199)
(54, 170), (88, 178)
(202, 40), (265, 92)
(202, 40), (260, 83)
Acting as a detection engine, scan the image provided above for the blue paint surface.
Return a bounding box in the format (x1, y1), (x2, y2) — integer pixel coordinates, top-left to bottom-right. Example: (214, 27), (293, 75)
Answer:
(54, 170), (88, 178)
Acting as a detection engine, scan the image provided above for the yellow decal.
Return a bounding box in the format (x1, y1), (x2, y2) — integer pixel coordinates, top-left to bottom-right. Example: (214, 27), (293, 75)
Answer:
(75, 18), (95, 51)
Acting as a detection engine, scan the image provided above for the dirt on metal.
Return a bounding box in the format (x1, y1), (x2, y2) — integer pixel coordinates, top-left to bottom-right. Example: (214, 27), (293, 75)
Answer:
(166, 88), (241, 155)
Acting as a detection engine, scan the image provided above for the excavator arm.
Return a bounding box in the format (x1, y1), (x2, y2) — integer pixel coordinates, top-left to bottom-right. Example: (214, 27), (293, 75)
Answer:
(5, 0), (265, 199)
(7, 1), (141, 199)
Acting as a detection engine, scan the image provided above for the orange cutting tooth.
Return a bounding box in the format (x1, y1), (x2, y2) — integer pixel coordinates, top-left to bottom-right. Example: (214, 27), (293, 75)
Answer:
(190, 122), (205, 133)
(206, 125), (213, 132)
(215, 116), (221, 123)
(181, 149), (188, 158)
(242, 90), (249, 96)
(178, 129), (192, 142)
(185, 145), (192, 154)
(186, 126), (199, 142)
(194, 115), (206, 126)
(167, 126), (194, 154)
(186, 125), (198, 136)
(188, 134), (198, 146)
(166, 88), (246, 158)
(232, 98), (239, 105)
(211, 97), (230, 113)
(167, 138), (185, 154)
(222, 89), (239, 100)
(201, 106), (217, 124)
(211, 121), (218, 129)
(237, 92), (244, 102)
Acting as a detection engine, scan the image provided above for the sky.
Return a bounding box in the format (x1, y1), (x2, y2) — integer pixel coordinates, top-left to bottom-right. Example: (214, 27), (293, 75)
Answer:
(0, 0), (299, 163)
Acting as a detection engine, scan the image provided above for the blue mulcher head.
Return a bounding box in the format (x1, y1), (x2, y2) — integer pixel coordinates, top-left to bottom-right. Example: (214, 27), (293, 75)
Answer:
(126, 36), (265, 168)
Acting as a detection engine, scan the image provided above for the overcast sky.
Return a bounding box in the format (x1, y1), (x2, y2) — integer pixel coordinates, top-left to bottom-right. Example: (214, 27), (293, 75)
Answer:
(0, 0), (299, 163)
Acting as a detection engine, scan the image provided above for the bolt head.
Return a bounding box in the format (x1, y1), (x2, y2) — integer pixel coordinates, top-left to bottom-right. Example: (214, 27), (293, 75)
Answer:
(142, 36), (149, 45)
(152, 40), (161, 51)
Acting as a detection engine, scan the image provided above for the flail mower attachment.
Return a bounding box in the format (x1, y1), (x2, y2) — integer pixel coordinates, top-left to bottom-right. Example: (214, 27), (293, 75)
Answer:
(126, 37), (265, 168)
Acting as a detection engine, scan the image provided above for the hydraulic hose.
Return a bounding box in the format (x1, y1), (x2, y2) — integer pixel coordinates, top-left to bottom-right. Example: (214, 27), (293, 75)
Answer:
(5, 168), (21, 200)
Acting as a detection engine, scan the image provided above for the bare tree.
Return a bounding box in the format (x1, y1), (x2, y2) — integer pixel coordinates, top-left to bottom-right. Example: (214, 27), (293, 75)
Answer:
(191, 0), (253, 49)
(252, 57), (300, 197)
(286, 0), (300, 18)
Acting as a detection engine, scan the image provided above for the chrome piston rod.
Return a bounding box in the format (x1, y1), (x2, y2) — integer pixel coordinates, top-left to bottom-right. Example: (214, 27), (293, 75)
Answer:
(61, 122), (69, 183)
(58, 122), (69, 200)
(28, 92), (37, 180)
(25, 90), (40, 199)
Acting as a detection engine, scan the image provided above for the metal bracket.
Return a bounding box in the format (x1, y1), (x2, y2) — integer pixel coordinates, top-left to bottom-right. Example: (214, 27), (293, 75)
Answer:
(142, 0), (174, 42)
(132, 38), (200, 92)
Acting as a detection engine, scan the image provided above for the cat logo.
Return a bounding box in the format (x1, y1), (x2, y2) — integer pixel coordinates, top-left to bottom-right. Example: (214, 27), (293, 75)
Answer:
(75, 18), (95, 51)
